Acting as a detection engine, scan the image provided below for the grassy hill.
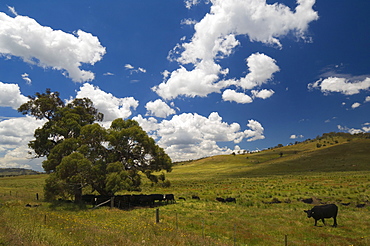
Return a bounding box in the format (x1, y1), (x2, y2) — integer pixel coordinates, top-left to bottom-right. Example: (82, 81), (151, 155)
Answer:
(162, 134), (370, 205)
(0, 132), (369, 245)
(0, 168), (41, 177)
(169, 133), (370, 179)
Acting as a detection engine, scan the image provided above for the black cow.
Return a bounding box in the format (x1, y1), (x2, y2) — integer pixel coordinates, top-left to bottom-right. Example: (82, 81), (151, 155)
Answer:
(150, 194), (165, 203)
(304, 204), (338, 227)
(81, 194), (97, 205)
(225, 197), (236, 203)
(142, 195), (156, 206)
(216, 197), (225, 202)
(164, 194), (175, 204)
(129, 195), (142, 206)
(133, 194), (155, 206)
(115, 195), (131, 208)
(192, 195), (200, 200)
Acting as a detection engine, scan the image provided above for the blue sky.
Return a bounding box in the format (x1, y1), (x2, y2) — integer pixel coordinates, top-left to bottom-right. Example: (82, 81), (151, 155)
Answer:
(0, 0), (369, 171)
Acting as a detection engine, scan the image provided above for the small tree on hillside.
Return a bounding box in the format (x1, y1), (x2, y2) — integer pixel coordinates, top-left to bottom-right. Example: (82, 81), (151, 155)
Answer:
(18, 89), (172, 201)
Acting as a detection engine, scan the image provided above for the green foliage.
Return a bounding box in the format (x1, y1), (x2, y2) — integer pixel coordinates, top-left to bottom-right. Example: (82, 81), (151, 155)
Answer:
(105, 162), (141, 193)
(56, 152), (92, 201)
(18, 89), (103, 159)
(44, 173), (69, 201)
(18, 89), (172, 200)
(106, 118), (172, 173)
(162, 179), (171, 188)
(17, 88), (64, 120)
(42, 138), (79, 172)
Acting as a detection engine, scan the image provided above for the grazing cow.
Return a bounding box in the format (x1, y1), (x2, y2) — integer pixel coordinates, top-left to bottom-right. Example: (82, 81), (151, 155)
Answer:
(164, 194), (175, 204)
(178, 197), (186, 201)
(304, 204), (338, 227)
(216, 197), (225, 203)
(129, 195), (142, 206)
(301, 198), (314, 204)
(192, 195), (200, 200)
(150, 194), (165, 203)
(132, 194), (154, 206)
(142, 195), (156, 206)
(82, 194), (97, 205)
(225, 197), (236, 203)
(115, 195), (131, 208)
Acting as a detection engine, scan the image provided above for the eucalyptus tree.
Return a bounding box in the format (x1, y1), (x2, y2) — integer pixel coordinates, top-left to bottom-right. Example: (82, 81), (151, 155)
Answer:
(18, 89), (172, 201)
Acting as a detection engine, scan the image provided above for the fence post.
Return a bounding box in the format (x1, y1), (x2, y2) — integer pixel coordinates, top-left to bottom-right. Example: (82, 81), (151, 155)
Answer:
(234, 224), (236, 246)
(36, 193), (39, 201)
(110, 196), (115, 208)
(202, 219), (205, 239)
(156, 208), (160, 223)
(285, 234), (288, 246)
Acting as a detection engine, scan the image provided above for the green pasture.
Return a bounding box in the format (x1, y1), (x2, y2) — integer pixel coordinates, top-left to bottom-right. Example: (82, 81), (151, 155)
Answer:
(0, 135), (369, 245)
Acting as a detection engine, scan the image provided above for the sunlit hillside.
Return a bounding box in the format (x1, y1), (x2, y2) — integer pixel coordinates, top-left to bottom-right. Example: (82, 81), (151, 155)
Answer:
(0, 132), (369, 245)
(169, 132), (370, 180)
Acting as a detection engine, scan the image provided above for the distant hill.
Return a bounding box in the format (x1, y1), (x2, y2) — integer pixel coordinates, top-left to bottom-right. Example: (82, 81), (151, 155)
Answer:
(170, 132), (370, 179)
(0, 168), (42, 177)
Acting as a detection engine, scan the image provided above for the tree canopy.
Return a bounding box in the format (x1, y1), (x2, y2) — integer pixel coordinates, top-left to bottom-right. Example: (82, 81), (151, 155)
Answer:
(18, 89), (172, 201)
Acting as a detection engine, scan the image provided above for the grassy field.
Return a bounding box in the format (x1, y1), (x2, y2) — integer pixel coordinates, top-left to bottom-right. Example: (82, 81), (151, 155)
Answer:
(0, 134), (369, 245)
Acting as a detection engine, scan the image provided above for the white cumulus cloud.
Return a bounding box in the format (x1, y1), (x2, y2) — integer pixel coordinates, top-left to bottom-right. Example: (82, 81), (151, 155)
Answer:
(251, 89), (275, 99)
(362, 123), (370, 132)
(308, 77), (370, 95)
(0, 116), (45, 170)
(243, 119), (265, 142)
(338, 124), (370, 134)
(222, 89), (253, 104)
(229, 53), (280, 90)
(153, 60), (229, 99)
(154, 0), (318, 100)
(351, 102), (361, 109)
(178, 0), (318, 64)
(134, 112), (265, 161)
(290, 134), (304, 139)
(0, 81), (28, 109)
(74, 83), (139, 122)
(145, 99), (176, 118)
(0, 116), (44, 148)
(0, 12), (106, 82)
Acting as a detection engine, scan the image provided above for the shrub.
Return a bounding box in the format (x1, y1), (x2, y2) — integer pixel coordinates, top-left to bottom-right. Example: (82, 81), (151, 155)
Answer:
(162, 180), (171, 188)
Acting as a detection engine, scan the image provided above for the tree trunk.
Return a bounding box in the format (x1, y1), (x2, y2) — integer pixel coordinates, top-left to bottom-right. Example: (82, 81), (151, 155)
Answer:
(74, 187), (82, 202)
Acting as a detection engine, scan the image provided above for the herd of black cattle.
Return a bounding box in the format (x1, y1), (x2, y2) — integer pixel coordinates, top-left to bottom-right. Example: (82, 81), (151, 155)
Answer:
(82, 194), (175, 209)
(81, 194), (238, 209)
(81, 194), (340, 227)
